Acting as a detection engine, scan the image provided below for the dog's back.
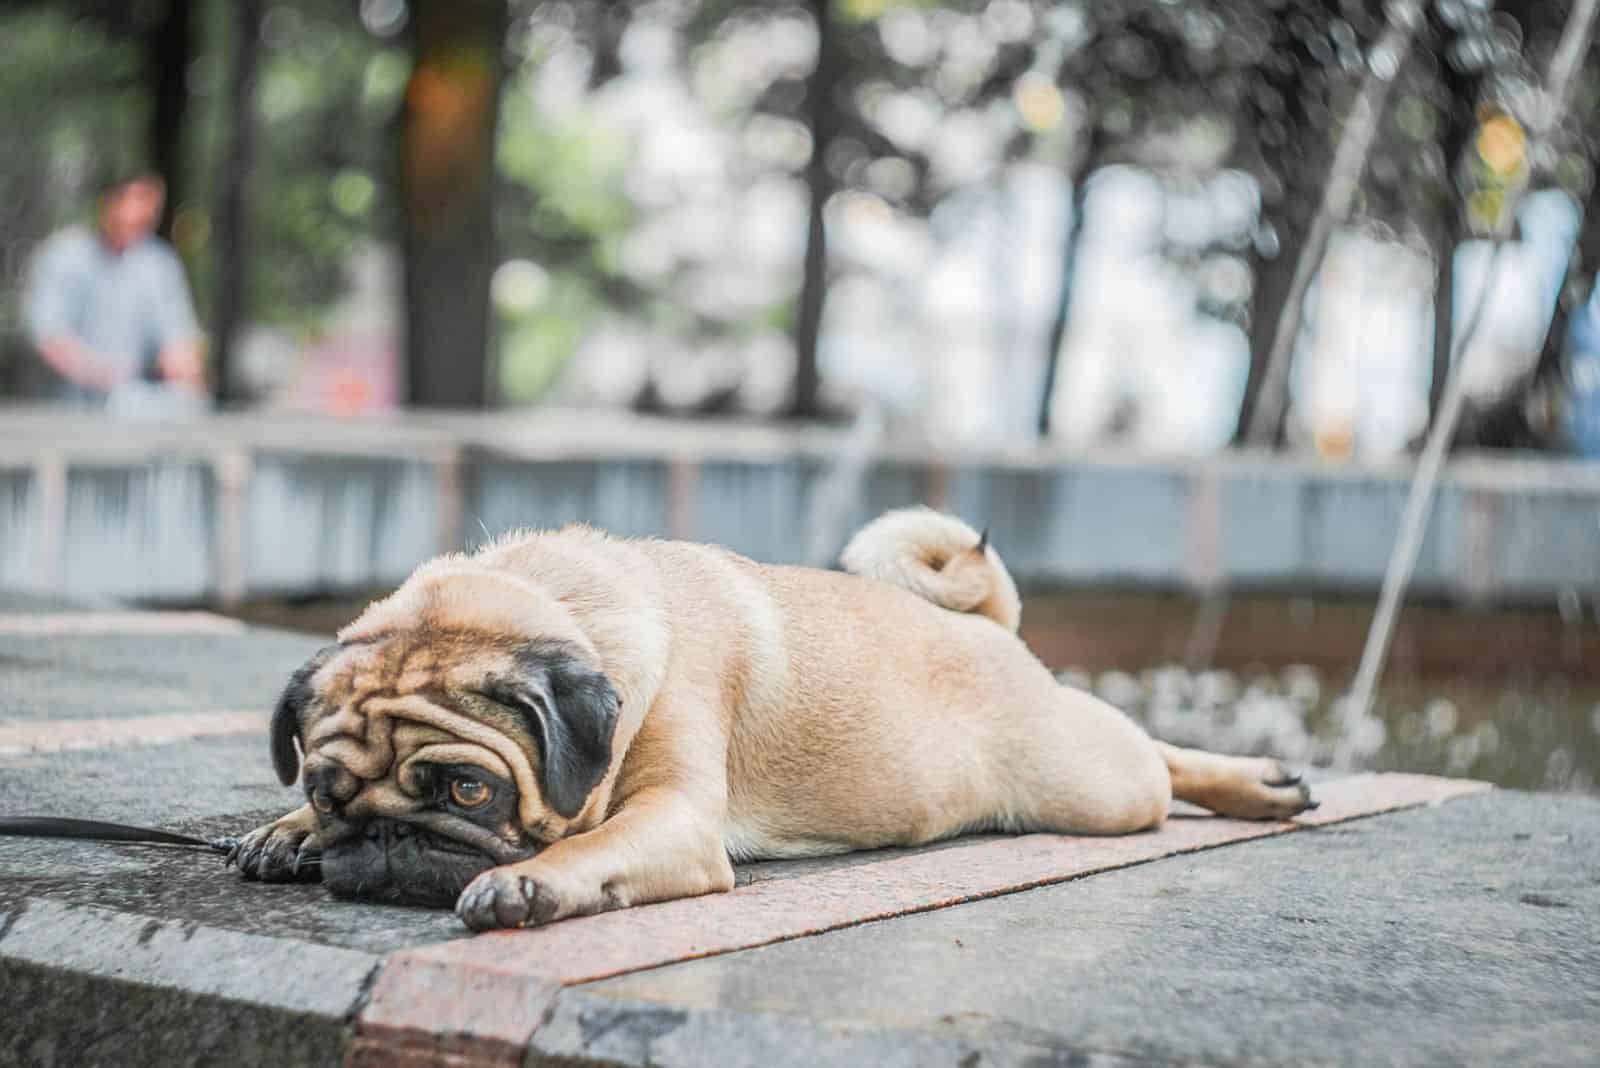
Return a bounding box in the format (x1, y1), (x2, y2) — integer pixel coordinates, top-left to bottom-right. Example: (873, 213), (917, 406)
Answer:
(838, 508), (1021, 633)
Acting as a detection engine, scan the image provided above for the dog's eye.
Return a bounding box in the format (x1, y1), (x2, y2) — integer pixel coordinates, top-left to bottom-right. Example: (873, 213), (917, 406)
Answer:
(450, 777), (492, 809)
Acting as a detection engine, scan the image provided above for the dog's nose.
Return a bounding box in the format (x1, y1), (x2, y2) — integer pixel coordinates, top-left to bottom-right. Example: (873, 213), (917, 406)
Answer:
(359, 819), (417, 843)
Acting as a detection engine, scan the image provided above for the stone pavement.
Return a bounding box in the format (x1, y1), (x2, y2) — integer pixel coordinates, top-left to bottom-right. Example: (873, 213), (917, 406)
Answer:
(0, 593), (1596, 1067)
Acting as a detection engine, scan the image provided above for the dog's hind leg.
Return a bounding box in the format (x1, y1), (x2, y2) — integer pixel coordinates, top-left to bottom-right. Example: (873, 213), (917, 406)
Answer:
(1156, 743), (1315, 821)
(1001, 684), (1175, 836)
(1000, 681), (1315, 835)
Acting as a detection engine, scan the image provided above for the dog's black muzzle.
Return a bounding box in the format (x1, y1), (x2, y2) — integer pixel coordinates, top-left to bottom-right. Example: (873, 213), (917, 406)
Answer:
(320, 818), (497, 907)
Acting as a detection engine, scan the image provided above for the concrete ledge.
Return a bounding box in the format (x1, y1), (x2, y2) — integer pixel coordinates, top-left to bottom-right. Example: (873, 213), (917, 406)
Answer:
(1, 594), (1587, 1067)
(556, 790), (1599, 1068)
(4, 777), (1579, 1068)
(0, 899), (378, 1068)
(339, 774), (1488, 1066)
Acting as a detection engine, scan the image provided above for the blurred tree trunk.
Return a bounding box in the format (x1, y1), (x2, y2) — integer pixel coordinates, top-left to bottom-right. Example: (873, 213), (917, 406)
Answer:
(209, 0), (261, 406)
(587, 2), (629, 87)
(401, 0), (507, 408)
(1425, 36), (1477, 428)
(788, 0), (841, 421)
(1036, 140), (1100, 437)
(1241, 1), (1424, 446)
(1235, 224), (1305, 445)
(143, 0), (192, 239)
(1232, 18), (1326, 447)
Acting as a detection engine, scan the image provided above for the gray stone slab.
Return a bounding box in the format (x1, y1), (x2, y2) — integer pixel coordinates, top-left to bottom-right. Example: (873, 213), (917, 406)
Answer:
(565, 792), (1600, 1068)
(0, 730), (1020, 955)
(0, 733), (311, 909)
(0, 629), (323, 721)
(1, 589), (1591, 1065)
(0, 733), (295, 828)
(0, 734), (469, 954)
(534, 990), (1166, 1068)
(0, 898), (376, 1068)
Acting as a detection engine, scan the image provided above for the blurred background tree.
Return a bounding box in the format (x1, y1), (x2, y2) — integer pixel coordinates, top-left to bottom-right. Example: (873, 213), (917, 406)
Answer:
(0, 0), (1595, 454)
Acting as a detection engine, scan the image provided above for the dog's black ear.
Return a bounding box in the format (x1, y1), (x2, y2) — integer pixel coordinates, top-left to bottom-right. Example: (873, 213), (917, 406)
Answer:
(539, 657), (622, 818)
(271, 647), (335, 787)
(500, 645), (622, 819)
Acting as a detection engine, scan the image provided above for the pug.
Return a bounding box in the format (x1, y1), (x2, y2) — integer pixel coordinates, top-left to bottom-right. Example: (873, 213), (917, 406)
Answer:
(233, 509), (1314, 930)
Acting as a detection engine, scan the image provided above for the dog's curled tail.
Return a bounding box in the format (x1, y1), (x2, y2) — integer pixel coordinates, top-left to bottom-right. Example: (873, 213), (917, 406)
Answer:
(839, 508), (1021, 633)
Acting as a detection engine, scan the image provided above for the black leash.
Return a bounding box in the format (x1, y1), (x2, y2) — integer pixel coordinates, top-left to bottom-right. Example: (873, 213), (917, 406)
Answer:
(0, 816), (237, 855)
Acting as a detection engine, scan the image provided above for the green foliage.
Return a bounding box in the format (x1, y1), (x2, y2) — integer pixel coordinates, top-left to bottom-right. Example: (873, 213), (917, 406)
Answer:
(497, 274), (598, 403)
(500, 91), (632, 240)
(5, 0), (1594, 413)
(493, 72), (635, 401)
(187, 0), (402, 332)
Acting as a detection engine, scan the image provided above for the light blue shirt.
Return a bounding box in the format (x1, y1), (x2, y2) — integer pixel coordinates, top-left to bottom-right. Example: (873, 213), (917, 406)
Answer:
(23, 225), (200, 403)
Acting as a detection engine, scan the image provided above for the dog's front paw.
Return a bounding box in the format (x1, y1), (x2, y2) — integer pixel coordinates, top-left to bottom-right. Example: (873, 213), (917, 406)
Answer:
(229, 808), (322, 883)
(455, 864), (576, 931)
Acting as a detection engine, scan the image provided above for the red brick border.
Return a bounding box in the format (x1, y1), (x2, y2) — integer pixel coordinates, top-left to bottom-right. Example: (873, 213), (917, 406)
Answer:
(348, 957), (560, 1068)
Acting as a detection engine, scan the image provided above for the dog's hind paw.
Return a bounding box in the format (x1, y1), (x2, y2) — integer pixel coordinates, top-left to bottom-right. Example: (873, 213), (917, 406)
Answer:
(1215, 759), (1317, 820)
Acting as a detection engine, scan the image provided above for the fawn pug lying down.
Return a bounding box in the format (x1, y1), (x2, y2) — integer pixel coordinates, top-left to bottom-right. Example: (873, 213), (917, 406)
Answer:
(234, 508), (1313, 929)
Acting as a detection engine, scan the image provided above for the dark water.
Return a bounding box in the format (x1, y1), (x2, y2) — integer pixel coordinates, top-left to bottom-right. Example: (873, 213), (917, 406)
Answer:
(1058, 664), (1600, 795)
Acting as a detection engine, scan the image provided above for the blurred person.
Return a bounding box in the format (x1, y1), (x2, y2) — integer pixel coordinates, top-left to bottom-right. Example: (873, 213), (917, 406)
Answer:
(22, 167), (207, 412)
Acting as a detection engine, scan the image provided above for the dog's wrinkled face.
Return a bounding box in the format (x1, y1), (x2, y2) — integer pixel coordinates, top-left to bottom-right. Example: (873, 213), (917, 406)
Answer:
(271, 628), (620, 906)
